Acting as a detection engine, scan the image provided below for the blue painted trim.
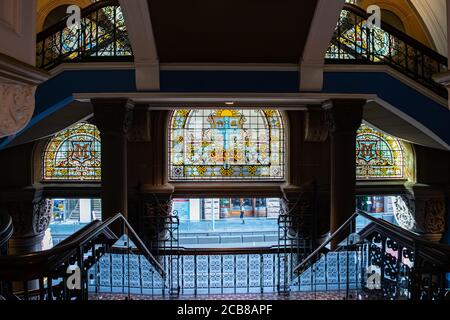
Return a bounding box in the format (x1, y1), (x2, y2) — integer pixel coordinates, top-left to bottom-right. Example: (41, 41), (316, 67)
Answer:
(323, 72), (450, 146)
(2, 68), (450, 151)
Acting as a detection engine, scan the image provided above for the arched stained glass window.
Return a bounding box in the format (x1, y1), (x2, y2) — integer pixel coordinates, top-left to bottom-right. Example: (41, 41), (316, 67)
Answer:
(43, 123), (101, 181)
(356, 124), (405, 180)
(169, 109), (285, 181)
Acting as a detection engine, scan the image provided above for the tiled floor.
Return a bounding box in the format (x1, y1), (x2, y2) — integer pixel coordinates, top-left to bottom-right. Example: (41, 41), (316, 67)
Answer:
(90, 291), (359, 301)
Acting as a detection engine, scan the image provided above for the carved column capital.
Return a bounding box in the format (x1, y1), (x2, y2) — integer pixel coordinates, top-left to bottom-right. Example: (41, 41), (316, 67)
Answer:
(393, 188), (447, 242)
(323, 99), (365, 134)
(304, 108), (329, 142)
(127, 105), (151, 142)
(0, 83), (36, 138)
(32, 198), (53, 235)
(92, 98), (135, 136)
(0, 196), (53, 239)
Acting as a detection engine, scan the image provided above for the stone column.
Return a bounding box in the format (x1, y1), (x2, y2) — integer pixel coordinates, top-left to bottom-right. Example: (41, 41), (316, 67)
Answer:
(0, 193), (53, 291)
(0, 195), (53, 255)
(139, 194), (173, 253)
(393, 187), (447, 243)
(325, 99), (364, 249)
(92, 99), (134, 221)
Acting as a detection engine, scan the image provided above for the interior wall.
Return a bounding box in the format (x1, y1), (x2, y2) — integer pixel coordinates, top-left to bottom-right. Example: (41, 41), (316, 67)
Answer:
(0, 0), (37, 65)
(414, 144), (450, 185)
(36, 0), (92, 32)
(0, 143), (34, 189)
(356, 0), (435, 50)
(409, 0), (447, 56)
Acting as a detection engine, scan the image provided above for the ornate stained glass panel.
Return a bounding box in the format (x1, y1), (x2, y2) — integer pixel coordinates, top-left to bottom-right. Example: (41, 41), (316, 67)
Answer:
(356, 124), (405, 180)
(169, 109), (285, 181)
(43, 123), (101, 181)
(326, 9), (397, 61)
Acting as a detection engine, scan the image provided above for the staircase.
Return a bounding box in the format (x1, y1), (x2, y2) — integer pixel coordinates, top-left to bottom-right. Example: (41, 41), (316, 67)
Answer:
(291, 210), (450, 300)
(1, 210), (449, 300)
(66, 199), (102, 222)
(0, 214), (164, 301)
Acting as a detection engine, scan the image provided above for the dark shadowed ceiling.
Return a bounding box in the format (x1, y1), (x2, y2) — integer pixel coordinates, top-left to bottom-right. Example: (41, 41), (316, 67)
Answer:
(148, 0), (319, 63)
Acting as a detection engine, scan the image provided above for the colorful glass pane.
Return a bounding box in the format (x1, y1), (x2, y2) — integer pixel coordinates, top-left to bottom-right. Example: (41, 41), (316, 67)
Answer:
(326, 10), (396, 61)
(169, 109), (284, 181)
(43, 123), (101, 181)
(356, 124), (404, 180)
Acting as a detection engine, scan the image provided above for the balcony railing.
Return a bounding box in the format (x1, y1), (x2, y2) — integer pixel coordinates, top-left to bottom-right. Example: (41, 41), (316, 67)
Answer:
(35, 2), (448, 99)
(326, 4), (448, 97)
(36, 0), (132, 70)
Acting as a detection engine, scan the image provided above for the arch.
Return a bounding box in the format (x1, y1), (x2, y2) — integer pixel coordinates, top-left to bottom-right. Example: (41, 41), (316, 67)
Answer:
(380, 9), (405, 32)
(354, 0), (434, 49)
(36, 0), (92, 32)
(169, 109), (285, 181)
(43, 5), (70, 30)
(356, 123), (410, 180)
(42, 122), (101, 181)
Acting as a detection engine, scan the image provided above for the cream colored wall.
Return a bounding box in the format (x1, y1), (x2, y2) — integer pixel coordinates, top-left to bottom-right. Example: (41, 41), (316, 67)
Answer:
(357, 0), (434, 49)
(357, 0), (448, 56)
(409, 0), (447, 56)
(0, 0), (37, 65)
(36, 0), (92, 32)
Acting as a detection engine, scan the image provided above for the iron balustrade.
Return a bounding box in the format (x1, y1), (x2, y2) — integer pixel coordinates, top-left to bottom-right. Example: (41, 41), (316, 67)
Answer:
(36, 0), (132, 70)
(326, 4), (448, 97)
(0, 213), (164, 301)
(35, 1), (447, 99)
(88, 247), (297, 297)
(293, 210), (450, 300)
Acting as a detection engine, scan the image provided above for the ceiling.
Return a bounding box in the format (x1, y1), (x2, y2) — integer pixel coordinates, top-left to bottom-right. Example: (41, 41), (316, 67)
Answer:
(147, 0), (319, 63)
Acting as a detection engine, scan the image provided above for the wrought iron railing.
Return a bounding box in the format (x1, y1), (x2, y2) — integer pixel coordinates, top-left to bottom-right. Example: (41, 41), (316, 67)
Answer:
(88, 247), (298, 297)
(326, 4), (448, 97)
(292, 210), (450, 300)
(0, 213), (164, 301)
(36, 0), (132, 70)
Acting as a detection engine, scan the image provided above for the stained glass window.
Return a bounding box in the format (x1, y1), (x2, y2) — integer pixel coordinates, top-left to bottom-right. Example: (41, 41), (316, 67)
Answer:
(43, 123), (101, 181)
(326, 9), (397, 61)
(169, 109), (285, 181)
(356, 124), (405, 180)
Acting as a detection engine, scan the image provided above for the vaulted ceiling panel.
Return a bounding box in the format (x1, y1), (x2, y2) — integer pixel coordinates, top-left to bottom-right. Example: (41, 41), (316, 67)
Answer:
(148, 0), (319, 63)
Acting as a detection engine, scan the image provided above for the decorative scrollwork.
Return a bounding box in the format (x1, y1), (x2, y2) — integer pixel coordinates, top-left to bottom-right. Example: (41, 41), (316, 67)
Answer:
(36, 1), (132, 70)
(420, 198), (446, 234)
(32, 198), (53, 234)
(393, 195), (416, 231)
(0, 84), (36, 138)
(325, 6), (447, 96)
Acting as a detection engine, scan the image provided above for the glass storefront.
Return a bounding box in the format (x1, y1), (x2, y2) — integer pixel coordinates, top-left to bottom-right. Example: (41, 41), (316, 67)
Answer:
(172, 198), (281, 222)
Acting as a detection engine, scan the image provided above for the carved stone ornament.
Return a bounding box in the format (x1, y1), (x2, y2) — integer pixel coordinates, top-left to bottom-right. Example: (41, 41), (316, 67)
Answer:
(393, 195), (416, 231)
(393, 193), (446, 235)
(415, 197), (446, 234)
(1, 198), (53, 238)
(0, 83), (36, 138)
(32, 199), (53, 234)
